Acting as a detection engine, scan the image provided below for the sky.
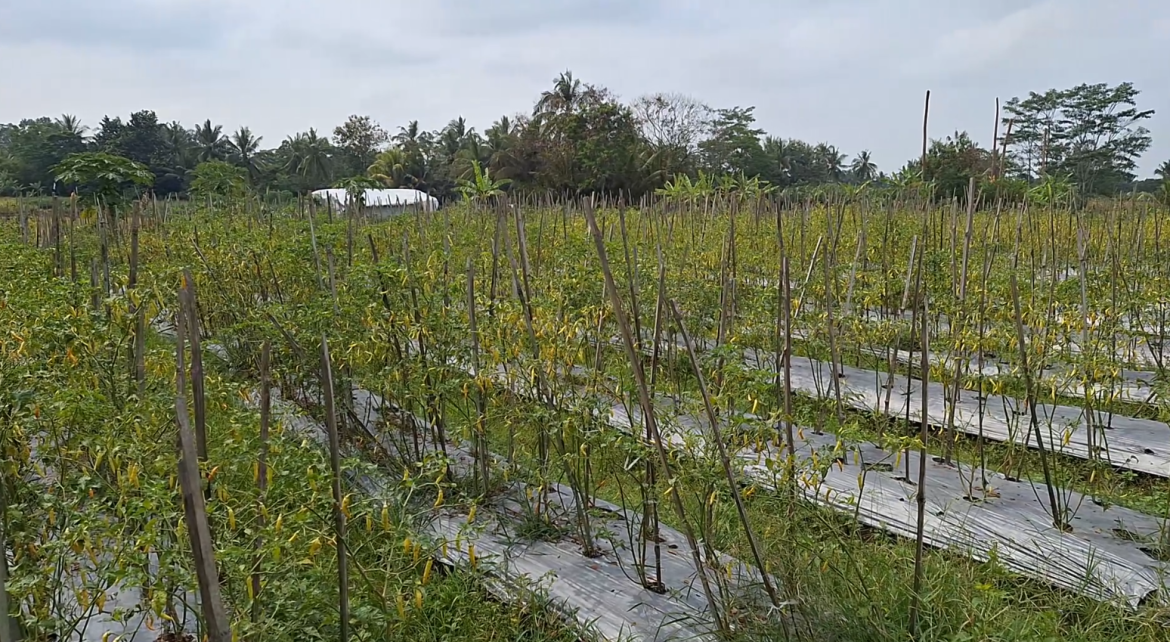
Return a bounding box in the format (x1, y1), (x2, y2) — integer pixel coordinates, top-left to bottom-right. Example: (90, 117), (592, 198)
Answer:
(1, 0), (1168, 176)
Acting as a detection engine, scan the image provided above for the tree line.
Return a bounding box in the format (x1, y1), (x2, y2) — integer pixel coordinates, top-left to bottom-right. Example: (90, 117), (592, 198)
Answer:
(0, 72), (1164, 204)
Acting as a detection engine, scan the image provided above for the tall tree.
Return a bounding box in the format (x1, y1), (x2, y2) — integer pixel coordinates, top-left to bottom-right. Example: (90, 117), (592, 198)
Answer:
(368, 148), (409, 187)
(698, 106), (765, 177)
(760, 138), (831, 187)
(815, 143), (847, 182)
(93, 111), (168, 172)
(1155, 160), (1170, 182)
(1004, 82), (1154, 195)
(902, 131), (994, 199)
(0, 117), (87, 191)
(229, 126), (264, 183)
(531, 80), (643, 195)
(56, 114), (88, 139)
(535, 70), (583, 118)
(632, 93), (709, 183)
(332, 115), (388, 178)
(483, 115), (516, 172)
(157, 121), (196, 194)
(850, 150), (878, 182)
(284, 128), (334, 191)
(194, 119), (230, 163)
(393, 120), (423, 150)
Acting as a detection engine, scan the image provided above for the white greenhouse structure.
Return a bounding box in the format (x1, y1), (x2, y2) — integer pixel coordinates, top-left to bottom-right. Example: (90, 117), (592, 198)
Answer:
(310, 188), (439, 218)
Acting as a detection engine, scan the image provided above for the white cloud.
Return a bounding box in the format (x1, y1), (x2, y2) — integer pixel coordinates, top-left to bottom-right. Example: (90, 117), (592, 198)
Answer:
(0, 0), (1166, 175)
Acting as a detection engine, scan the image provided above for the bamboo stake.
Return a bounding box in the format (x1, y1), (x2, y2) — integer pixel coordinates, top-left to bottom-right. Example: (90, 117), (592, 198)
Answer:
(1010, 275), (1066, 531)
(0, 466), (18, 642)
(181, 269), (209, 466)
(251, 341), (271, 627)
(321, 337), (350, 642)
(466, 260), (491, 495)
(175, 287), (230, 642)
(943, 177), (977, 464)
(130, 205), (146, 399)
(583, 206), (727, 634)
(671, 300), (784, 609)
(908, 261), (929, 641)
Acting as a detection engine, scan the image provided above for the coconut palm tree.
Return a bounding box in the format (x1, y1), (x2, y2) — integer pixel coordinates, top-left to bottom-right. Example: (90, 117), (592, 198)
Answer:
(152, 121), (196, 191)
(535, 70), (582, 117)
(761, 136), (792, 186)
(194, 119), (230, 162)
(394, 121), (422, 150)
(440, 117), (472, 159)
(284, 128), (333, 190)
(368, 148), (409, 187)
(484, 116), (517, 171)
(851, 150), (878, 182)
(229, 126), (264, 182)
(815, 143), (847, 182)
(55, 114), (88, 138)
(162, 122), (194, 163)
(1156, 160), (1170, 181)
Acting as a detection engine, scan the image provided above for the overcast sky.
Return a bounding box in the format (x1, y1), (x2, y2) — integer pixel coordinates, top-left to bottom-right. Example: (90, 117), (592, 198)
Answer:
(2, 0), (1167, 176)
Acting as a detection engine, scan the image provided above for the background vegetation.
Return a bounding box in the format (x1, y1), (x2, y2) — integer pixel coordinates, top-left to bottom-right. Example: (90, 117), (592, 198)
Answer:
(1, 75), (1167, 206)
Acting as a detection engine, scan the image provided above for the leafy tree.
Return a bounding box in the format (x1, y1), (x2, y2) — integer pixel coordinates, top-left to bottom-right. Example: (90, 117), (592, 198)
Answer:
(698, 106), (765, 177)
(189, 160), (249, 202)
(0, 152), (17, 195)
(760, 138), (837, 188)
(540, 85), (643, 194)
(483, 116), (517, 172)
(93, 111), (167, 168)
(0, 118), (87, 191)
(90, 110), (180, 194)
(759, 136), (792, 187)
(393, 120), (424, 150)
(1003, 82), (1154, 195)
(53, 152), (153, 214)
(901, 131), (994, 200)
(632, 93), (709, 181)
(487, 115), (540, 185)
(1150, 161), (1170, 206)
(332, 115), (388, 178)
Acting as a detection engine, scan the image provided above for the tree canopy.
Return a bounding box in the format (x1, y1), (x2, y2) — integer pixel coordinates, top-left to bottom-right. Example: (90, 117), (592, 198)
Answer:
(1, 75), (1161, 203)
(1002, 82), (1154, 196)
